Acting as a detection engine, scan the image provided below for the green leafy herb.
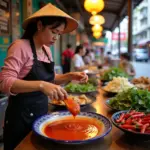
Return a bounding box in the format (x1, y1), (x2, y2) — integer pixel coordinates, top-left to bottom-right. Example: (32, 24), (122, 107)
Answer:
(109, 88), (150, 112)
(101, 67), (129, 81)
(65, 82), (96, 93)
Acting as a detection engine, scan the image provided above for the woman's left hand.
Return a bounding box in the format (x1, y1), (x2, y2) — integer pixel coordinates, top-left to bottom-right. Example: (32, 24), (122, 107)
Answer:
(69, 72), (88, 83)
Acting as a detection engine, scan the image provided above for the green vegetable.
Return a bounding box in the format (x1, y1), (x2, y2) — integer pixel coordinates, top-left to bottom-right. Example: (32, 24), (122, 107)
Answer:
(109, 88), (150, 112)
(88, 78), (99, 86)
(101, 67), (129, 81)
(65, 82), (96, 93)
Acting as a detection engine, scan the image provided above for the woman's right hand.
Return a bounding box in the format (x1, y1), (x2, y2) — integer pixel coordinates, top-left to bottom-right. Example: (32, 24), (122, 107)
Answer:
(39, 81), (68, 100)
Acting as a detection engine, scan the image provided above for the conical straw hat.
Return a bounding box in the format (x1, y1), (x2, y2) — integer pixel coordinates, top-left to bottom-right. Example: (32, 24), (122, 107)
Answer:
(22, 3), (78, 34)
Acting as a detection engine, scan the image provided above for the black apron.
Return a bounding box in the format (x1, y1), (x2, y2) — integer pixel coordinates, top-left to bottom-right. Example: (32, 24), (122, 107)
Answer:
(3, 39), (55, 150)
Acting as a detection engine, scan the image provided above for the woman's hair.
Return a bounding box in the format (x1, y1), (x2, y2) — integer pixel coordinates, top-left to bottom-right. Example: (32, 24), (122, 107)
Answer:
(67, 43), (72, 48)
(75, 45), (83, 54)
(120, 53), (130, 61)
(21, 16), (67, 39)
(85, 49), (90, 56)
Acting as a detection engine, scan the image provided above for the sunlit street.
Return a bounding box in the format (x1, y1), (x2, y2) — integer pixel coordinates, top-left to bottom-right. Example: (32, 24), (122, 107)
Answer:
(133, 61), (150, 77)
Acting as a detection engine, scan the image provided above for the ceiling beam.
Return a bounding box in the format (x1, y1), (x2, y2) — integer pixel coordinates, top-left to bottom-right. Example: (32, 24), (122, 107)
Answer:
(110, 0), (127, 31)
(75, 0), (85, 24)
(119, 0), (128, 17)
(101, 9), (118, 15)
(110, 0), (143, 31)
(110, 15), (118, 32)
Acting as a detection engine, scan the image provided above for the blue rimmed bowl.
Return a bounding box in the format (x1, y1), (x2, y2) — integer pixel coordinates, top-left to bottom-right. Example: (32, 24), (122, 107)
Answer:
(111, 110), (150, 139)
(33, 111), (112, 144)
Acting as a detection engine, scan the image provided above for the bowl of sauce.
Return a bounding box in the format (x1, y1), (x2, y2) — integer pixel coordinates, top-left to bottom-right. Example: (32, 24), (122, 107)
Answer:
(33, 111), (112, 144)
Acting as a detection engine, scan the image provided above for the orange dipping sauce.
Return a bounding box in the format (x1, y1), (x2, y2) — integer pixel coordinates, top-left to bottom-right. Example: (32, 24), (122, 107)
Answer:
(43, 117), (104, 141)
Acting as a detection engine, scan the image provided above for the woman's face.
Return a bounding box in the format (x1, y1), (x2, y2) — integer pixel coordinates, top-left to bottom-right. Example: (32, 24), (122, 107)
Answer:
(37, 22), (65, 46)
(80, 48), (86, 56)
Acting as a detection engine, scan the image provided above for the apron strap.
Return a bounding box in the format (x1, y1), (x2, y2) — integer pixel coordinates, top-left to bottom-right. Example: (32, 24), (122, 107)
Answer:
(42, 46), (51, 62)
(29, 38), (38, 62)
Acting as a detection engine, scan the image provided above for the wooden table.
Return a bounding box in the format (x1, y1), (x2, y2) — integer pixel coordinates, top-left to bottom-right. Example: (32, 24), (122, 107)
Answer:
(15, 89), (150, 150)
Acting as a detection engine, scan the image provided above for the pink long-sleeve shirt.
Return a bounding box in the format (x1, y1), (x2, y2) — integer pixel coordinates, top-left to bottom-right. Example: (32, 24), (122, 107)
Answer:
(0, 39), (53, 95)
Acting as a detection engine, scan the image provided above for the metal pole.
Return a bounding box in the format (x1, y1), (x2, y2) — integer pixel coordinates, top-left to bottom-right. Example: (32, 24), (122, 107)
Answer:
(111, 31), (113, 51)
(128, 0), (133, 60)
(118, 18), (121, 57)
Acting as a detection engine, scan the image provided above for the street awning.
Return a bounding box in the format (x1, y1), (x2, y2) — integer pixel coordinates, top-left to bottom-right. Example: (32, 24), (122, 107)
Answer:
(55, 0), (143, 36)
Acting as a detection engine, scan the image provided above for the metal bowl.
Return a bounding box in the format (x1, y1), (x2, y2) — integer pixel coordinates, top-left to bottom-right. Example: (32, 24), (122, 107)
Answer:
(49, 94), (96, 108)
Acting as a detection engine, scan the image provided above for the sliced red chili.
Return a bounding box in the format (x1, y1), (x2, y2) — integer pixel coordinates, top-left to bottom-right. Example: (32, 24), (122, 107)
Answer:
(121, 125), (136, 130)
(125, 118), (132, 125)
(116, 113), (125, 123)
(145, 114), (150, 117)
(142, 118), (150, 121)
(138, 118), (142, 123)
(141, 123), (149, 133)
(124, 113), (130, 119)
(131, 114), (145, 118)
(129, 110), (136, 115)
(145, 129), (150, 133)
(133, 121), (143, 127)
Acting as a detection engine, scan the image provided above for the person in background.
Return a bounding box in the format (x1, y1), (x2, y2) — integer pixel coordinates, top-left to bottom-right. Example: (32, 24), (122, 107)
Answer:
(100, 47), (105, 64)
(90, 49), (95, 62)
(102, 51), (113, 68)
(0, 3), (88, 150)
(71, 45), (88, 71)
(83, 49), (92, 65)
(119, 53), (136, 76)
(62, 43), (74, 73)
(106, 51), (112, 62)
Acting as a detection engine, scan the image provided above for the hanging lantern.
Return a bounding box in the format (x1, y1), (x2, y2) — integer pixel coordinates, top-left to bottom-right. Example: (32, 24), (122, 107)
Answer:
(92, 24), (103, 32)
(93, 31), (102, 38)
(94, 36), (101, 39)
(89, 15), (105, 25)
(94, 34), (101, 39)
(84, 0), (104, 15)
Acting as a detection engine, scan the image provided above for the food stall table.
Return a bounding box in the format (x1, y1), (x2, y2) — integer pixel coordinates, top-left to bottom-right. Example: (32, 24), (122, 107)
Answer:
(15, 89), (150, 150)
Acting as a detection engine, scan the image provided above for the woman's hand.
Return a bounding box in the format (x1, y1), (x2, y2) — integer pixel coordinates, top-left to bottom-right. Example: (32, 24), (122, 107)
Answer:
(69, 72), (88, 83)
(39, 81), (68, 100)
(54, 72), (88, 85)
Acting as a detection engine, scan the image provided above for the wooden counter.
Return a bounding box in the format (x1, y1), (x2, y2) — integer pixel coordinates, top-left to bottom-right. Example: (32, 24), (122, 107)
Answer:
(15, 89), (150, 150)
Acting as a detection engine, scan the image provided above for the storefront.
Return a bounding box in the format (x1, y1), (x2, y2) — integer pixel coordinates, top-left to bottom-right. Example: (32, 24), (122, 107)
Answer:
(0, 0), (23, 68)
(0, 0), (65, 69)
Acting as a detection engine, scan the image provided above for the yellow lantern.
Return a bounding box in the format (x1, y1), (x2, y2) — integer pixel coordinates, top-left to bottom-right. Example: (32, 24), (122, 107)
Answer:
(94, 36), (101, 39)
(94, 35), (101, 39)
(93, 31), (102, 38)
(84, 0), (104, 15)
(89, 15), (105, 25)
(92, 24), (103, 32)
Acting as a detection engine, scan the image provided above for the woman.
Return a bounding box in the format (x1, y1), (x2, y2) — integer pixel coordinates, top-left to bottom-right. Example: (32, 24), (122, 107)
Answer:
(119, 53), (136, 76)
(89, 49), (95, 62)
(62, 43), (74, 73)
(101, 52), (113, 69)
(71, 45), (88, 71)
(0, 3), (88, 150)
(83, 49), (92, 65)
